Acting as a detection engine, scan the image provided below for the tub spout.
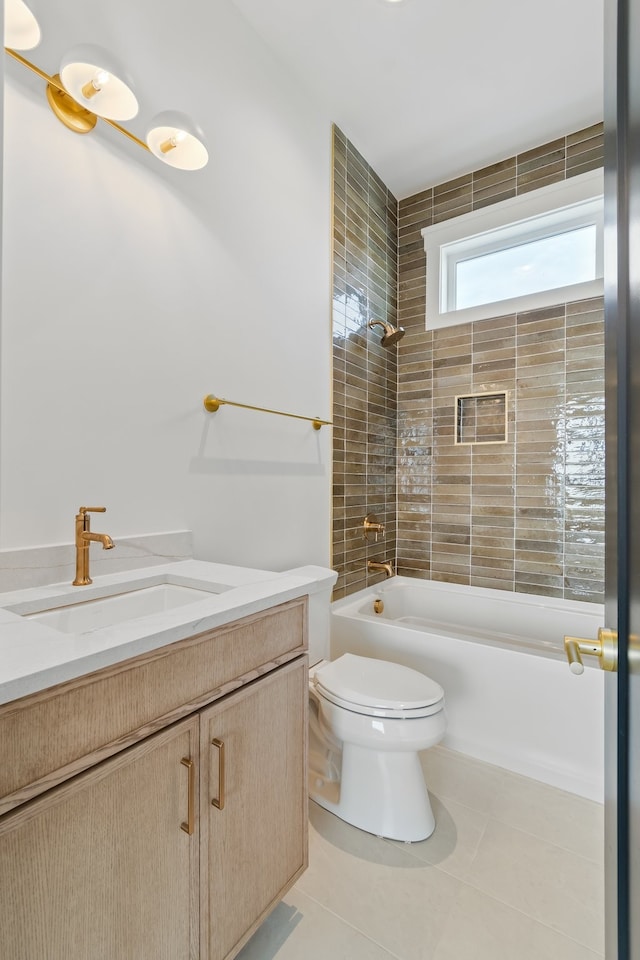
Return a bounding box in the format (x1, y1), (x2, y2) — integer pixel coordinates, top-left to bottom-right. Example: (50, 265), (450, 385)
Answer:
(367, 559), (395, 578)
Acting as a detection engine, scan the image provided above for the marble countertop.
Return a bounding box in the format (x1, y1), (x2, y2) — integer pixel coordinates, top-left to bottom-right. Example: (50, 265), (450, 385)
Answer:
(0, 559), (336, 705)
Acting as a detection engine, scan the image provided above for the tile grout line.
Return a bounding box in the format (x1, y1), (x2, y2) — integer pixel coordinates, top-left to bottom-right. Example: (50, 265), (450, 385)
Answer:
(380, 800), (491, 871)
(445, 869), (604, 958)
(481, 811), (604, 867)
(292, 887), (408, 960)
(381, 797), (604, 955)
(424, 865), (605, 960)
(305, 824), (603, 959)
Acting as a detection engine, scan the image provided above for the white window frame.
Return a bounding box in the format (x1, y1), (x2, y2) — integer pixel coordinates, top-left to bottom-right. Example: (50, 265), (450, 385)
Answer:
(421, 168), (604, 330)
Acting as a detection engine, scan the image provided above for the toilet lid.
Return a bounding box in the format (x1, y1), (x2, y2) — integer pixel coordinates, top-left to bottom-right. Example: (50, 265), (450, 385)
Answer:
(314, 653), (443, 714)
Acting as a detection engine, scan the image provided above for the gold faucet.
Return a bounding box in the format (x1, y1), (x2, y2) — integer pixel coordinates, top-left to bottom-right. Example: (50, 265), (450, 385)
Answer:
(73, 506), (115, 586)
(363, 514), (385, 542)
(367, 559), (395, 579)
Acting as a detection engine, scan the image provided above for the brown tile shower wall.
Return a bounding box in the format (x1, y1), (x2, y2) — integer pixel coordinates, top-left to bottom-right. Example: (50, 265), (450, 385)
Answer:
(332, 127), (399, 600)
(397, 124), (605, 601)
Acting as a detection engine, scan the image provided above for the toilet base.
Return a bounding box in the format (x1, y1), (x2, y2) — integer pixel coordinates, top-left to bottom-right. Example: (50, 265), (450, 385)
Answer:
(309, 744), (435, 842)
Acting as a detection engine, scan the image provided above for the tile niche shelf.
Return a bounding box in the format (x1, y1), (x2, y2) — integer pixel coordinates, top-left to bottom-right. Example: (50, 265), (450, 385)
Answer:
(455, 391), (508, 446)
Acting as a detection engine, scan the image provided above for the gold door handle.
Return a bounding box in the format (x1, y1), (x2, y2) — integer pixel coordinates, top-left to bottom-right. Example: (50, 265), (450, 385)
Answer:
(564, 628), (618, 674)
(180, 757), (195, 835)
(211, 738), (225, 810)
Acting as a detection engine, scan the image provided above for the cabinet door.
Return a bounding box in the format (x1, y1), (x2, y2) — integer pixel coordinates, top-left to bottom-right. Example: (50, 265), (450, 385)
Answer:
(0, 716), (199, 960)
(201, 658), (307, 960)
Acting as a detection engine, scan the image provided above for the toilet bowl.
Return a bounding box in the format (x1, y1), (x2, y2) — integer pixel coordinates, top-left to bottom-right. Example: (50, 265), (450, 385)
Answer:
(308, 653), (446, 842)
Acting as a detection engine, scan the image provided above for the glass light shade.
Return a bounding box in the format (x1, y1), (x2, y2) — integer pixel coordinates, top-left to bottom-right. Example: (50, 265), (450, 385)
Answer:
(146, 111), (208, 171)
(59, 45), (138, 121)
(5, 0), (41, 50)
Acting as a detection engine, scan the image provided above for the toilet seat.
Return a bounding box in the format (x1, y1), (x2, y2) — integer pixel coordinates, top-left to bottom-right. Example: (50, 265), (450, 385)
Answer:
(313, 653), (444, 719)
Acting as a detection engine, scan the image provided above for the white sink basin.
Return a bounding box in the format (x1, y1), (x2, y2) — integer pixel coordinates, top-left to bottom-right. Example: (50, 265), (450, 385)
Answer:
(22, 583), (219, 634)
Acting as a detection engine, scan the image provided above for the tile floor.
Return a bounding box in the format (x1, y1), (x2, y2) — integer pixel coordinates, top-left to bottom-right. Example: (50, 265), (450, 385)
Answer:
(237, 746), (605, 960)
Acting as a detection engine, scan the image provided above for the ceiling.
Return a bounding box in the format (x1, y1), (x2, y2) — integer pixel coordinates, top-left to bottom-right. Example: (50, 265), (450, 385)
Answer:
(230, 0), (604, 199)
(6, 0), (604, 200)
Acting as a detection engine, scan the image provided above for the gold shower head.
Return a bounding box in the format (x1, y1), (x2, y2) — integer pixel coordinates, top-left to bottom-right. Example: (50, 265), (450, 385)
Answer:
(368, 319), (405, 348)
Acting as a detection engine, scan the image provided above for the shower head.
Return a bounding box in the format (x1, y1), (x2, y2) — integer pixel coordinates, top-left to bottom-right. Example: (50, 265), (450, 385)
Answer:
(368, 319), (406, 348)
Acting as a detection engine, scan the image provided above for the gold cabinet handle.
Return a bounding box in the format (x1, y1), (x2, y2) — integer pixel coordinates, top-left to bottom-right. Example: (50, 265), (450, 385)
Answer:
(180, 757), (195, 835)
(211, 738), (225, 810)
(564, 628), (618, 674)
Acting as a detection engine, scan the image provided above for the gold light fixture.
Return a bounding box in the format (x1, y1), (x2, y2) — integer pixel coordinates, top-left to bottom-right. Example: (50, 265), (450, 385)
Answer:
(45, 71), (98, 136)
(4, 0), (40, 51)
(59, 44), (139, 122)
(146, 111), (208, 171)
(4, 16), (208, 171)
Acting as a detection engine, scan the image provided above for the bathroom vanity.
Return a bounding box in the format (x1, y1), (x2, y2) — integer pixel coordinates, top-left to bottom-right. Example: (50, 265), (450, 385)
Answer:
(0, 560), (333, 960)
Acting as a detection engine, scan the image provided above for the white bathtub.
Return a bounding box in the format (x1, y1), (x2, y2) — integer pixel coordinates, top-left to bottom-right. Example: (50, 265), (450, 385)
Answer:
(331, 578), (605, 801)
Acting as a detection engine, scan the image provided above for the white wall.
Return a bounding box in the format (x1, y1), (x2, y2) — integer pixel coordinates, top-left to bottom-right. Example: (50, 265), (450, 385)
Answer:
(1, 0), (333, 572)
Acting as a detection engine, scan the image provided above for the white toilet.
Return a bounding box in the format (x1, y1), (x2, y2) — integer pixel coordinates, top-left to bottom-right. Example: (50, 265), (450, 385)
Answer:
(305, 573), (446, 843)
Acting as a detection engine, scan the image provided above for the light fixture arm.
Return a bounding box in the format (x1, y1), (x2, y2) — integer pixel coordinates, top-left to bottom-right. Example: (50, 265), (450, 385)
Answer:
(6, 46), (60, 88)
(5, 47), (207, 170)
(102, 116), (148, 152)
(5, 47), (151, 151)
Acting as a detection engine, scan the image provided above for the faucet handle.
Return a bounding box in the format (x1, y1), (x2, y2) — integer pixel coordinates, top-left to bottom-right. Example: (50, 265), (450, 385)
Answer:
(363, 514), (385, 542)
(78, 506), (107, 515)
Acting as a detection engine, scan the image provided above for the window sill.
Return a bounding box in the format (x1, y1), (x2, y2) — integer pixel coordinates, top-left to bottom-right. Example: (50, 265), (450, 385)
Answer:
(432, 278), (604, 329)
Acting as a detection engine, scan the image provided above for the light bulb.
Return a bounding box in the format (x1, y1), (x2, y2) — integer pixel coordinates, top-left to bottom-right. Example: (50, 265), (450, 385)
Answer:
(81, 70), (111, 101)
(60, 45), (138, 121)
(160, 130), (187, 154)
(146, 111), (208, 171)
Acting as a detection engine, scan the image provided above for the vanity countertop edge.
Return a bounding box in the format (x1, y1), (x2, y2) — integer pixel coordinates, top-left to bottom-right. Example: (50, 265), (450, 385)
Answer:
(0, 559), (334, 706)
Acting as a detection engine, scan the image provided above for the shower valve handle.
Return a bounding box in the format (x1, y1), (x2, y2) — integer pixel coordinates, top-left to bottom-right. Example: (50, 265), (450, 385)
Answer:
(363, 514), (385, 542)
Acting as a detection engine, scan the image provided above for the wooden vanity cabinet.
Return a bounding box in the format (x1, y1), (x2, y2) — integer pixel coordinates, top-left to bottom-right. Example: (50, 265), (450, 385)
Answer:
(201, 659), (308, 960)
(0, 716), (201, 960)
(0, 599), (308, 960)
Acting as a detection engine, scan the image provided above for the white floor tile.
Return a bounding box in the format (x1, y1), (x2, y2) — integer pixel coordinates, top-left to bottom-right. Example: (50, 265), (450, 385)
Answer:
(461, 818), (605, 953)
(488, 769), (604, 864)
(420, 746), (509, 815)
(235, 888), (400, 960)
(433, 883), (604, 960)
(297, 802), (462, 960)
(383, 794), (489, 880)
(244, 748), (606, 960)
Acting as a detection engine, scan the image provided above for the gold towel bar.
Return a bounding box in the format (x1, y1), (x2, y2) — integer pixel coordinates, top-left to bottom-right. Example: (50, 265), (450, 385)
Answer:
(203, 395), (332, 431)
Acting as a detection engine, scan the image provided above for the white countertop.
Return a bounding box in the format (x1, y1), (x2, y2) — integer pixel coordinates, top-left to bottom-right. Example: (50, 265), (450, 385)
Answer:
(0, 560), (336, 705)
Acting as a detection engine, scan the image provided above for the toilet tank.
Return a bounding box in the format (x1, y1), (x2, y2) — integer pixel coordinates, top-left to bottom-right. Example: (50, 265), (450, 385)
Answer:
(284, 566), (337, 665)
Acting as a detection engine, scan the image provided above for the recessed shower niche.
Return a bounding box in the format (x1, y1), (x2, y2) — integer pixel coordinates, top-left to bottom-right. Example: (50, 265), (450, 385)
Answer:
(455, 391), (508, 446)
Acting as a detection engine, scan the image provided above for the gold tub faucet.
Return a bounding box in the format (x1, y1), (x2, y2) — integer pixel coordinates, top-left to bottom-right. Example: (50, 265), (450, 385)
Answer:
(73, 506), (115, 585)
(367, 559), (395, 579)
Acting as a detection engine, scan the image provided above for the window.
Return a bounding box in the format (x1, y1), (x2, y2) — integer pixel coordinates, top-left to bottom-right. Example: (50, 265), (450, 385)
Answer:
(422, 169), (604, 329)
